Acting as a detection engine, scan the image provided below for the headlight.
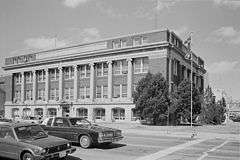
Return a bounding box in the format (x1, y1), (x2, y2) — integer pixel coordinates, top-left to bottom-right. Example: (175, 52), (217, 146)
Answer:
(33, 148), (47, 155)
(103, 132), (113, 137)
(67, 143), (71, 148)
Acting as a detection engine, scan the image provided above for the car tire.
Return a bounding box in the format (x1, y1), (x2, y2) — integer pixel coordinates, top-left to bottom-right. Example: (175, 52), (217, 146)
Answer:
(79, 135), (92, 148)
(22, 152), (34, 160)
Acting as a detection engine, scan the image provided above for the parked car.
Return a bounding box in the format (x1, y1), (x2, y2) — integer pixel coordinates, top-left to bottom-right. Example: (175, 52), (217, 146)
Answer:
(41, 117), (123, 148)
(0, 122), (76, 160)
(13, 116), (42, 124)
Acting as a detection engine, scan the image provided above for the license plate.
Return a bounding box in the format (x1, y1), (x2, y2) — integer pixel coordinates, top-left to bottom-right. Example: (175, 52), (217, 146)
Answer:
(59, 151), (66, 158)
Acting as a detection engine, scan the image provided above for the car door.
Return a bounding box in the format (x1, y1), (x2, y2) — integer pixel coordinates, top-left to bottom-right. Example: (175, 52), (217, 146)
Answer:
(0, 126), (20, 160)
(50, 118), (75, 141)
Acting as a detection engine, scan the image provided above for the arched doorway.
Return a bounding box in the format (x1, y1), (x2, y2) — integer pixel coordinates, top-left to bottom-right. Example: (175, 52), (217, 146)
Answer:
(76, 108), (88, 119)
(94, 108), (105, 121)
(112, 108), (125, 121)
(47, 108), (57, 117)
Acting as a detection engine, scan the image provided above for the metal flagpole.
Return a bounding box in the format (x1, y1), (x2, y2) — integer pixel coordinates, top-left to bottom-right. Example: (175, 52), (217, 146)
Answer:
(190, 50), (193, 127)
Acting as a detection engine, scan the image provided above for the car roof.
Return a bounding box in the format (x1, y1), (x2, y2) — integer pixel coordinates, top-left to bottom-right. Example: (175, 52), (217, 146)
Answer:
(0, 122), (38, 128)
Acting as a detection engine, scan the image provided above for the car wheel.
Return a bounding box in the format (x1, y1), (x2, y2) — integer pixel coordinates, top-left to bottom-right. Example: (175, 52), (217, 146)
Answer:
(22, 152), (34, 160)
(79, 135), (92, 148)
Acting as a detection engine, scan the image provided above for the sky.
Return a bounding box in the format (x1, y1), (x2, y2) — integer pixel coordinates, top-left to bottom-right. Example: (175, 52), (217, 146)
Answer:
(0, 0), (240, 100)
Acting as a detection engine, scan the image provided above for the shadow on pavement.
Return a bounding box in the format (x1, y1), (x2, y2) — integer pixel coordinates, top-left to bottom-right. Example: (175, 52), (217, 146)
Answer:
(97, 143), (126, 150)
(72, 142), (126, 150)
(65, 155), (83, 160)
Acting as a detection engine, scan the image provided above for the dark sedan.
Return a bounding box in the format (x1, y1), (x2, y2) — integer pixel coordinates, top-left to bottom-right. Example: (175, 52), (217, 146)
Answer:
(41, 117), (123, 148)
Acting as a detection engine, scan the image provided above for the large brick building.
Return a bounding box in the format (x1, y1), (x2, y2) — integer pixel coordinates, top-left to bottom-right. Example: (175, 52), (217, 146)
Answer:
(2, 29), (205, 122)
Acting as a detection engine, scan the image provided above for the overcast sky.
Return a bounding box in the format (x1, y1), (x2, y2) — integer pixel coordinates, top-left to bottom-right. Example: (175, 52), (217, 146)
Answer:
(0, 0), (240, 100)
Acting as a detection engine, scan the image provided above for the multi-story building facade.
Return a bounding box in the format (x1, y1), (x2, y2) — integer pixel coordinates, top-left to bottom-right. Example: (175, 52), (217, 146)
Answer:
(2, 29), (206, 122)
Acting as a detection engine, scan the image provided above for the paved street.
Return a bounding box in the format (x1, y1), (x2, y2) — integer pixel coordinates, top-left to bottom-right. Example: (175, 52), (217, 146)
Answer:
(67, 132), (240, 160)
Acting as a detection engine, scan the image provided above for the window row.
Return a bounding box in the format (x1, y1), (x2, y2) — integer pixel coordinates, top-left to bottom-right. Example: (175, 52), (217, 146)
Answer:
(112, 36), (148, 49)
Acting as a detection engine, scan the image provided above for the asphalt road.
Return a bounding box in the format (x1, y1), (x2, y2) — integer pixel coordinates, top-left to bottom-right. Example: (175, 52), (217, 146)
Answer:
(66, 133), (240, 160)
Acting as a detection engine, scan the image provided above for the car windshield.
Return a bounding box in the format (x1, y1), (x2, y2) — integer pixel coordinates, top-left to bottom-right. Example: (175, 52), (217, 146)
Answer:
(69, 118), (91, 126)
(14, 125), (47, 140)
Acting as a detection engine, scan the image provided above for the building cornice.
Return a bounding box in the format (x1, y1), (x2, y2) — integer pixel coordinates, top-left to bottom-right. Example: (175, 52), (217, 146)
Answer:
(3, 41), (169, 71)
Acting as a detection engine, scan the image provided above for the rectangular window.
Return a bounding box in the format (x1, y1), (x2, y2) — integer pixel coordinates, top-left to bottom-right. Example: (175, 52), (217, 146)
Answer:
(113, 85), (120, 98)
(103, 85), (108, 98)
(64, 67), (74, 80)
(122, 84), (127, 98)
(86, 65), (90, 78)
(122, 60), (128, 74)
(113, 61), (121, 75)
(86, 86), (90, 98)
(142, 37), (148, 44)
(103, 63), (108, 76)
(37, 70), (45, 82)
(96, 63), (102, 77)
(134, 57), (149, 74)
(25, 72), (32, 83)
(121, 40), (127, 47)
(142, 57), (149, 73)
(79, 66), (85, 78)
(14, 91), (21, 102)
(96, 86), (102, 98)
(25, 90), (32, 100)
(64, 88), (73, 100)
(50, 89), (55, 100)
(79, 87), (85, 99)
(15, 74), (22, 84)
(50, 69), (59, 81)
(113, 41), (121, 49)
(37, 89), (45, 100)
(134, 58), (141, 73)
(133, 37), (141, 46)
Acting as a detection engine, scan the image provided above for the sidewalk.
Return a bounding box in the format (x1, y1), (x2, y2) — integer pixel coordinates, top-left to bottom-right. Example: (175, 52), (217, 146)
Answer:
(97, 121), (240, 140)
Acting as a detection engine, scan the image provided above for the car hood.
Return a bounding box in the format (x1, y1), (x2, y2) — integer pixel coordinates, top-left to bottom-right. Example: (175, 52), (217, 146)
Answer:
(20, 135), (68, 148)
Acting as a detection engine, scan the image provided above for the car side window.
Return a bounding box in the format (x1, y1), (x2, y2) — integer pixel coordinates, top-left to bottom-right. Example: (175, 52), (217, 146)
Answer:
(53, 118), (70, 127)
(0, 126), (15, 140)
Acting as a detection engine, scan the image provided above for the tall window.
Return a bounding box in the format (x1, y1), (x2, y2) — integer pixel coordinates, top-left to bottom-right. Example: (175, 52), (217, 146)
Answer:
(50, 88), (59, 100)
(113, 61), (121, 75)
(103, 86), (108, 98)
(113, 85), (120, 98)
(37, 70), (45, 82)
(96, 86), (102, 98)
(113, 60), (127, 75)
(64, 67), (74, 80)
(96, 63), (108, 77)
(64, 88), (73, 100)
(122, 84), (127, 98)
(134, 57), (149, 74)
(79, 86), (90, 99)
(37, 89), (45, 100)
(121, 40), (127, 47)
(86, 86), (90, 98)
(79, 65), (90, 78)
(25, 90), (33, 100)
(15, 73), (22, 84)
(14, 91), (21, 102)
(173, 59), (179, 76)
(25, 72), (33, 83)
(50, 69), (59, 81)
